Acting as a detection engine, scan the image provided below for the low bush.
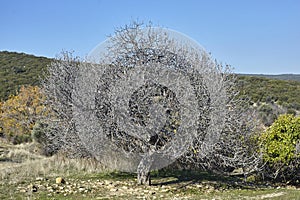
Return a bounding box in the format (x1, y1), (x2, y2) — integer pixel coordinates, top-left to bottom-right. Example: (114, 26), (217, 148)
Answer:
(260, 114), (300, 183)
(31, 121), (60, 156)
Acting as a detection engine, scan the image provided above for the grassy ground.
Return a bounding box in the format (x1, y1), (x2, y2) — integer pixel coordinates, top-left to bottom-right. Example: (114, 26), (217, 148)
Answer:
(1, 141), (300, 200)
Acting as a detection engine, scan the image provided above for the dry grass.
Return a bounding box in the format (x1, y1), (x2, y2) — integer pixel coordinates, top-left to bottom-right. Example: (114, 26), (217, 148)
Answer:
(0, 141), (107, 184)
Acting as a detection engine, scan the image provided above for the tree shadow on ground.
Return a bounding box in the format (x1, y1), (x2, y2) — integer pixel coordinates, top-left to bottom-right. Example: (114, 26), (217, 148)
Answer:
(95, 169), (276, 190)
(150, 169), (272, 190)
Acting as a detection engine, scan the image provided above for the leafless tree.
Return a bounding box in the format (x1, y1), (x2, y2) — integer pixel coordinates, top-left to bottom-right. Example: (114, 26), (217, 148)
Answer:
(43, 21), (261, 185)
(42, 52), (91, 158)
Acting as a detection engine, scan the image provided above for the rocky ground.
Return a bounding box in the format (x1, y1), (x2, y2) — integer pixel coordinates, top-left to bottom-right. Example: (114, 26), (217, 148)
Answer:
(4, 173), (299, 200)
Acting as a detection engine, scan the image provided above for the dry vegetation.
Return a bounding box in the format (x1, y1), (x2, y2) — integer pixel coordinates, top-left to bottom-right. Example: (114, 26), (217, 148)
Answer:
(0, 141), (104, 182)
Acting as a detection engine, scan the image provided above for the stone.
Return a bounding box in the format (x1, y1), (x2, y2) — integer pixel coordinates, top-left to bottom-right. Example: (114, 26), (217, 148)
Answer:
(56, 177), (65, 184)
(19, 189), (27, 193)
(150, 191), (156, 195)
(161, 189), (169, 193)
(110, 188), (118, 192)
(35, 177), (45, 181)
(104, 180), (112, 185)
(38, 185), (45, 190)
(27, 184), (38, 192)
(32, 185), (38, 192)
(121, 186), (128, 190)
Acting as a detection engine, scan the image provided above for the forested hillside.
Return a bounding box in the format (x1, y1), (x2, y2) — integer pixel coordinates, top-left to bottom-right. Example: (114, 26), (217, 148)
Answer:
(0, 51), (299, 126)
(0, 51), (51, 101)
(237, 76), (300, 125)
(237, 76), (300, 110)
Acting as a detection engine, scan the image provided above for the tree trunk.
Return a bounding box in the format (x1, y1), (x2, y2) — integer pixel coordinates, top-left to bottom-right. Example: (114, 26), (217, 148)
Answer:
(137, 171), (151, 185)
(137, 153), (154, 185)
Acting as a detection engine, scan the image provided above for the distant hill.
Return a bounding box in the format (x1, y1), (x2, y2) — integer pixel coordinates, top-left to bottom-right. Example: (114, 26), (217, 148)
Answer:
(0, 51), (51, 100)
(0, 50), (299, 126)
(238, 74), (300, 82)
(236, 75), (300, 125)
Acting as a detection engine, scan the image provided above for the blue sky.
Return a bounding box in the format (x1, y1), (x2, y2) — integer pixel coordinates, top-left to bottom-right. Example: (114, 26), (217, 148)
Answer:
(1, 0), (299, 74)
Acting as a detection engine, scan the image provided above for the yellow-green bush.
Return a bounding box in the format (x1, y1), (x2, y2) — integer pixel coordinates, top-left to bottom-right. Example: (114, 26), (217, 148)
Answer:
(260, 114), (300, 181)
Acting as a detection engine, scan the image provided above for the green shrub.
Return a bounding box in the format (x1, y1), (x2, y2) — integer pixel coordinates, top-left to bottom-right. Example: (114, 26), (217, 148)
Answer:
(31, 121), (49, 144)
(31, 121), (58, 156)
(287, 109), (296, 116)
(6, 132), (32, 144)
(260, 114), (300, 182)
(258, 104), (277, 126)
